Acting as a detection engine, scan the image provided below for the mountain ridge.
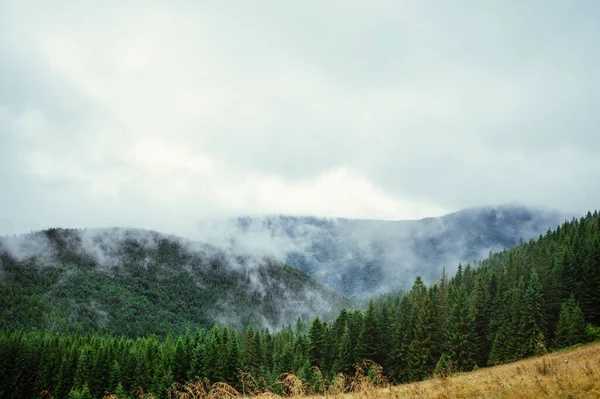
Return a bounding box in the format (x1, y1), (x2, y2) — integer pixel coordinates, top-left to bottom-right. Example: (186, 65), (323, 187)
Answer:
(0, 227), (350, 336)
(196, 204), (569, 298)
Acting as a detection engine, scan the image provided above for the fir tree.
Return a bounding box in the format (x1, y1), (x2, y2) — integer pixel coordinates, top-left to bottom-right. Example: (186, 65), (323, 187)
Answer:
(447, 287), (476, 371)
(407, 293), (435, 381)
(357, 300), (379, 363)
(334, 325), (354, 375)
(520, 270), (546, 357)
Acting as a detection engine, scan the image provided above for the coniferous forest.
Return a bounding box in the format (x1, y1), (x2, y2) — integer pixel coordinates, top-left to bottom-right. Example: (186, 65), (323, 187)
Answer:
(2, 211), (600, 398)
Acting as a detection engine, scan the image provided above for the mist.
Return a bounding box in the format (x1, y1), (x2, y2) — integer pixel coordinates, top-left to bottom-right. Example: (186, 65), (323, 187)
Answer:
(0, 226), (348, 331)
(194, 204), (568, 298)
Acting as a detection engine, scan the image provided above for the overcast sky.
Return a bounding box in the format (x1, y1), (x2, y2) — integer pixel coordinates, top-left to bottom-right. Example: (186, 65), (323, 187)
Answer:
(1, 1), (599, 237)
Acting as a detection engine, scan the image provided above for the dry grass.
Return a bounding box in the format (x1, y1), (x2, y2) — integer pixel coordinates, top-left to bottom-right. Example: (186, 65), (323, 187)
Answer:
(302, 343), (600, 399)
(103, 343), (600, 399)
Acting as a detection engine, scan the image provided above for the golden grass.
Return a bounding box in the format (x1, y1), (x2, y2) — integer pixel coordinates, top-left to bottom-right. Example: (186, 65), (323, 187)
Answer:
(302, 343), (600, 399)
(103, 343), (600, 399)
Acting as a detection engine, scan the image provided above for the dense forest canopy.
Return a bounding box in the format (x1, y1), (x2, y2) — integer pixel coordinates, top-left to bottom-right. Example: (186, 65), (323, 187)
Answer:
(1, 211), (599, 398)
(0, 228), (350, 337)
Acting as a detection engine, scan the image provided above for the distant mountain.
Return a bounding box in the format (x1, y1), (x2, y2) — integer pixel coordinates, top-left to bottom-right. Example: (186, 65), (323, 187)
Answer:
(0, 228), (350, 337)
(196, 205), (568, 298)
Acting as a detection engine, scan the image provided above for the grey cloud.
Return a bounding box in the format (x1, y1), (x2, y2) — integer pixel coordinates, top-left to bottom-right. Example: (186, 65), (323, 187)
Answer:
(0, 1), (599, 237)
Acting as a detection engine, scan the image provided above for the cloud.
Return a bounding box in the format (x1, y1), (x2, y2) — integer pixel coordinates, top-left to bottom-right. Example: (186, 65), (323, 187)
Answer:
(1, 1), (599, 237)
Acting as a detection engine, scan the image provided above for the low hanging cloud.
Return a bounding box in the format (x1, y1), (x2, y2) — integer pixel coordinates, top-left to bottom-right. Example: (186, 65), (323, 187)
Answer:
(1, 1), (599, 238)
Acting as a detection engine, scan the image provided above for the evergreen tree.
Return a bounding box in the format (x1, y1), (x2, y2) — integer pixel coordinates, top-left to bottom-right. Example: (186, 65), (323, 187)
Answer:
(447, 287), (476, 371)
(356, 300), (379, 363)
(308, 317), (326, 368)
(519, 271), (546, 357)
(114, 382), (128, 398)
(225, 329), (242, 386)
(407, 293), (435, 381)
(243, 325), (260, 376)
(569, 302), (587, 345)
(554, 299), (573, 349)
(333, 325), (354, 375)
(205, 326), (225, 383)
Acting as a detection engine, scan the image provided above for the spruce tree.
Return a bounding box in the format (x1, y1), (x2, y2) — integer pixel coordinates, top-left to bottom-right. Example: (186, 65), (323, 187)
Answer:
(114, 382), (128, 398)
(226, 329), (242, 386)
(568, 302), (587, 345)
(447, 287), (476, 371)
(387, 299), (409, 382)
(243, 325), (260, 376)
(554, 296), (575, 349)
(334, 325), (354, 375)
(407, 293), (435, 381)
(520, 271), (546, 357)
(356, 300), (379, 363)
(308, 317), (325, 368)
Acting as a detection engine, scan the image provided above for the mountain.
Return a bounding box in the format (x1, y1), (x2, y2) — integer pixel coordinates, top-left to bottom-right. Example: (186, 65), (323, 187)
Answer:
(2, 210), (598, 399)
(196, 205), (567, 298)
(0, 228), (350, 337)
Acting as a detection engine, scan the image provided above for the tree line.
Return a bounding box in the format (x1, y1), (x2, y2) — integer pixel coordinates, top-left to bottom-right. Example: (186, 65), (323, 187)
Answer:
(1, 211), (600, 398)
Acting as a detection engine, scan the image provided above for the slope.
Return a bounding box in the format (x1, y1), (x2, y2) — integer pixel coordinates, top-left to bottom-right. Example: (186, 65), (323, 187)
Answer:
(1, 211), (598, 398)
(196, 204), (567, 298)
(298, 342), (600, 398)
(0, 228), (351, 337)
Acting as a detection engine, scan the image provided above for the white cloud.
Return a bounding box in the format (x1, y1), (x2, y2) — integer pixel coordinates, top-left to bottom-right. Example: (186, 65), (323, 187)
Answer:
(0, 0), (599, 236)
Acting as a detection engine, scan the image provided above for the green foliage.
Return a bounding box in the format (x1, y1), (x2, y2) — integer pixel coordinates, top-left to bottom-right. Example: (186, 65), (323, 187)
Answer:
(554, 296), (588, 349)
(356, 300), (379, 363)
(586, 325), (600, 341)
(434, 353), (454, 378)
(447, 287), (476, 371)
(0, 228), (351, 338)
(407, 291), (435, 380)
(520, 270), (546, 357)
(1, 211), (600, 396)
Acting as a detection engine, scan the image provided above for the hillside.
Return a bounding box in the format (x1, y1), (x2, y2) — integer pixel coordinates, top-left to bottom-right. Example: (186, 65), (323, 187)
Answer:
(0, 228), (350, 337)
(1, 211), (598, 399)
(291, 342), (600, 398)
(197, 205), (567, 298)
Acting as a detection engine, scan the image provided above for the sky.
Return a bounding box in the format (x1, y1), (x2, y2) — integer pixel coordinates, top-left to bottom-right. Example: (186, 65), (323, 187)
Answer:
(1, 0), (599, 238)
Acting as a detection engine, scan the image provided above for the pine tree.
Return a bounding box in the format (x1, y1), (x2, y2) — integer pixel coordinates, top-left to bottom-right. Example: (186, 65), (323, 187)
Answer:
(333, 325), (354, 375)
(407, 293), (435, 381)
(188, 341), (207, 380)
(225, 329), (242, 386)
(520, 271), (546, 357)
(447, 287), (476, 371)
(68, 384), (93, 399)
(172, 336), (189, 384)
(308, 317), (326, 368)
(388, 295), (414, 383)
(109, 360), (123, 393)
(73, 346), (91, 389)
(114, 382), (128, 398)
(356, 300), (379, 363)
(205, 325), (225, 383)
(554, 296), (575, 349)
(243, 325), (260, 376)
(568, 302), (587, 345)
(435, 268), (450, 356)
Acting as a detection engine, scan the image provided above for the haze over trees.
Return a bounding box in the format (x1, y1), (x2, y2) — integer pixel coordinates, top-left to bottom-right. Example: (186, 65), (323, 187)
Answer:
(0, 228), (350, 337)
(200, 205), (565, 298)
(1, 210), (599, 398)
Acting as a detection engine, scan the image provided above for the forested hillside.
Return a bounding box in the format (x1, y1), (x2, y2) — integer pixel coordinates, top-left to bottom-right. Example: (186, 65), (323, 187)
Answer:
(0, 228), (350, 337)
(2, 211), (599, 399)
(200, 205), (565, 298)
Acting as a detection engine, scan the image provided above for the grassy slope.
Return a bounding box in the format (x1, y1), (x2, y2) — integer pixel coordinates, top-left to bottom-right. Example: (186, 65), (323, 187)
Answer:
(299, 343), (600, 399)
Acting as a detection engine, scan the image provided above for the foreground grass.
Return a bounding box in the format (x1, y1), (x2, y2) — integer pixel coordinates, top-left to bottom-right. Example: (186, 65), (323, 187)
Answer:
(104, 342), (600, 398)
(301, 342), (600, 399)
